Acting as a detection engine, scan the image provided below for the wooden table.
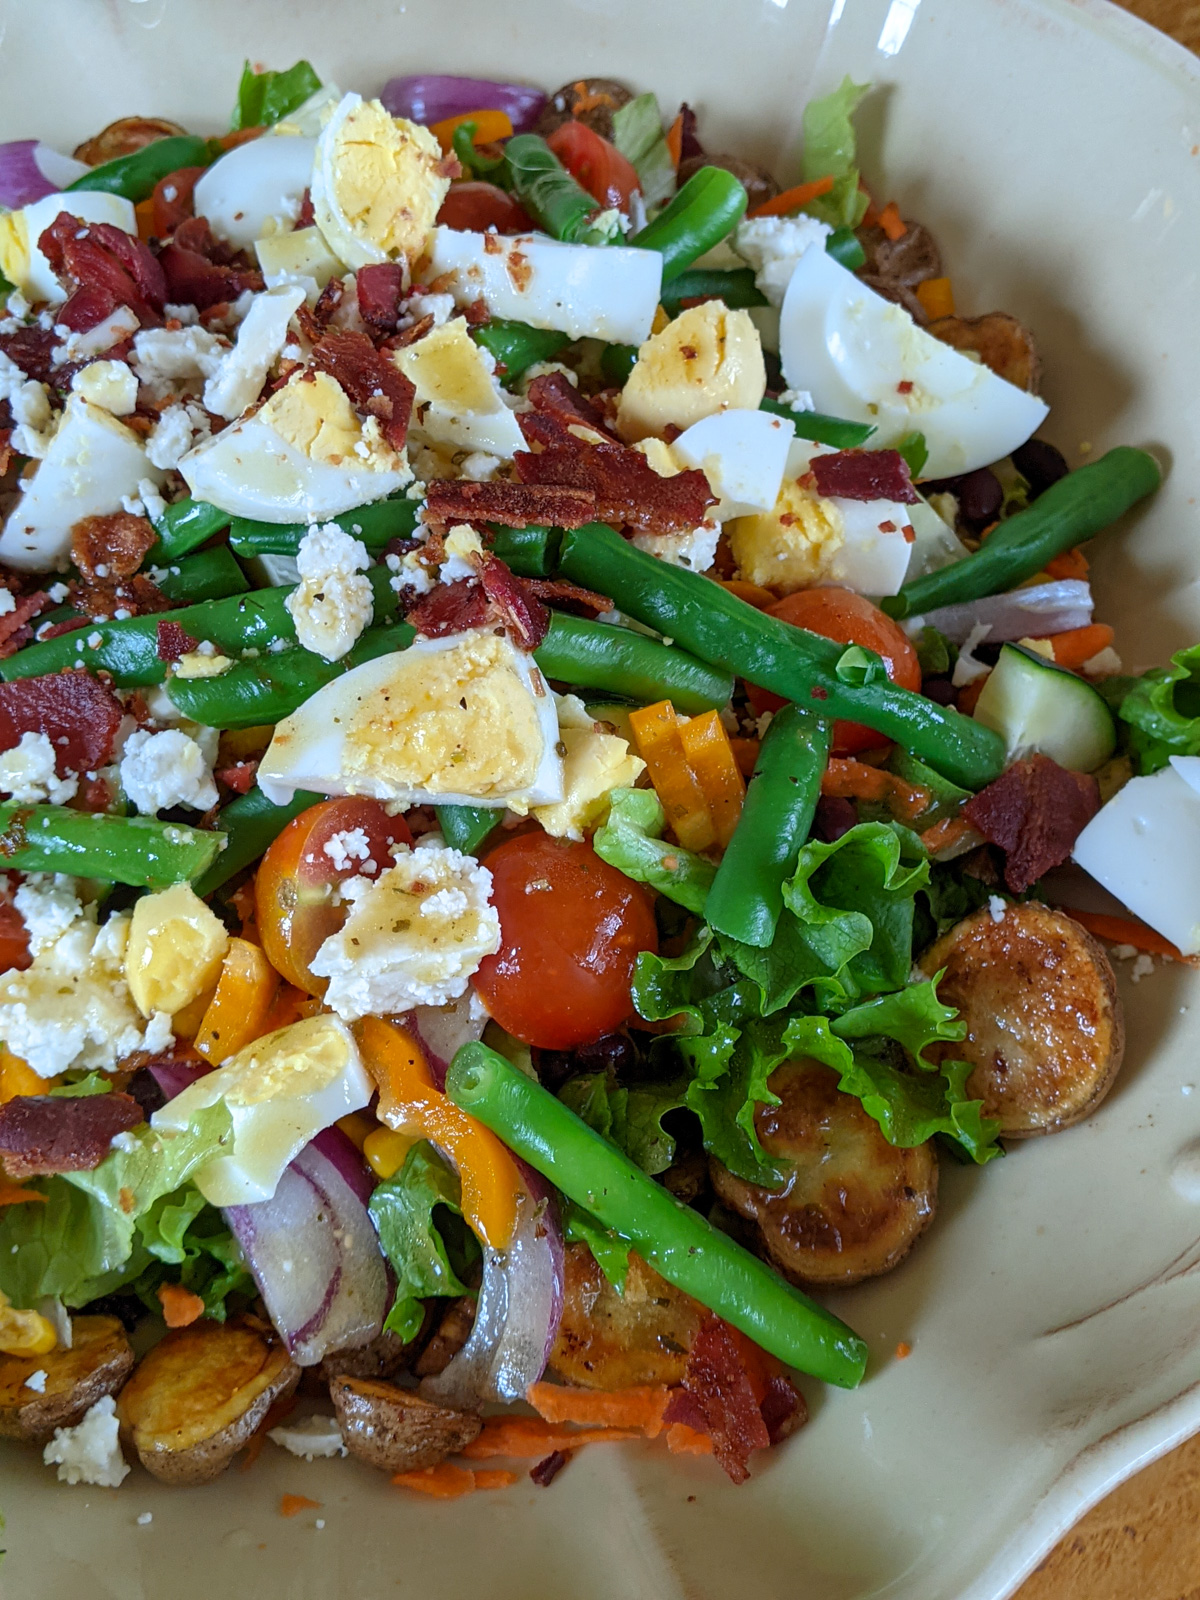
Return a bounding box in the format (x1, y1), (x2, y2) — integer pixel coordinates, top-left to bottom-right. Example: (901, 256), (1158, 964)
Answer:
(1016, 7), (1199, 1594)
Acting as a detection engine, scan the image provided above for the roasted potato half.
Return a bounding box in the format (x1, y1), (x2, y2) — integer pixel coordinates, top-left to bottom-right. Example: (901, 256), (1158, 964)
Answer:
(927, 311), (1042, 392)
(0, 1316), (133, 1443)
(548, 1244), (705, 1389)
(329, 1376), (482, 1472)
(117, 1319), (299, 1486)
(535, 79), (633, 141)
(73, 116), (187, 166)
(319, 1328), (414, 1385)
(711, 1061), (938, 1288)
(919, 903), (1124, 1138)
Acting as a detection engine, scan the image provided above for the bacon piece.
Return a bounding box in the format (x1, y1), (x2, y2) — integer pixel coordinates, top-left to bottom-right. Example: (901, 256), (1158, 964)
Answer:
(0, 669), (124, 774)
(310, 330), (415, 451)
(0, 591), (49, 660)
(759, 1375), (806, 1445)
(479, 555), (549, 651)
(515, 439), (715, 535)
(522, 577), (613, 617)
(38, 212), (165, 327)
(156, 618), (199, 663)
(150, 165), (205, 238)
(216, 760), (259, 794)
(312, 275), (345, 333)
(0, 1092), (144, 1179)
(356, 263), (407, 333)
(525, 370), (618, 440)
(963, 753), (1100, 894)
(157, 217), (264, 310)
(529, 1450), (570, 1487)
(405, 578), (491, 639)
(424, 478), (597, 530)
(69, 573), (169, 623)
(809, 449), (919, 505)
(56, 281), (121, 335)
(0, 325), (57, 385)
(661, 1318), (773, 1484)
(295, 187), (316, 230)
(70, 511), (156, 581)
(677, 103), (704, 163)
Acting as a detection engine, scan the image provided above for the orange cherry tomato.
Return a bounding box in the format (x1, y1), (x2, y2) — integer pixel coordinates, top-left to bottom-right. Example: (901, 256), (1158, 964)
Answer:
(473, 833), (658, 1051)
(745, 587), (922, 756)
(255, 798), (413, 995)
(546, 121), (641, 211)
(436, 181), (533, 234)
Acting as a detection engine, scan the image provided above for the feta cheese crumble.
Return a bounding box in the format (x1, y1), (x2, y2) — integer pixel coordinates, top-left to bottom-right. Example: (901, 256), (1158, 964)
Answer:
(43, 1396), (130, 1488)
(268, 1413), (348, 1460)
(988, 895), (1007, 924)
(0, 730), (78, 805)
(734, 214), (832, 308)
(630, 523), (721, 573)
(321, 827), (373, 873)
(24, 1369), (47, 1393)
(14, 873), (83, 956)
(119, 727), (218, 815)
(286, 521), (374, 661)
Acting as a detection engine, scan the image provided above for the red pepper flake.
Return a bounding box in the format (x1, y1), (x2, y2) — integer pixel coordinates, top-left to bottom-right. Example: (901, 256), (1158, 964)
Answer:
(810, 686), (828, 701)
(897, 379), (914, 395)
(902, 523), (916, 544)
(963, 753), (1100, 893)
(810, 449), (918, 505)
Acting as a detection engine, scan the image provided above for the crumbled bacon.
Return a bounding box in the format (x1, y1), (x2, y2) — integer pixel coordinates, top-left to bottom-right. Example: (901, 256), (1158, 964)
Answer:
(69, 573), (169, 623)
(529, 1450), (570, 1487)
(312, 275), (345, 332)
(0, 669), (124, 773)
(424, 478), (597, 530)
(963, 753), (1100, 893)
(355, 263), (407, 333)
(157, 217), (264, 310)
(0, 1091), (144, 1180)
(384, 313), (434, 352)
(759, 1375), (806, 1445)
(70, 512), (156, 581)
(0, 325), (57, 385)
(294, 187), (316, 230)
(56, 281), (123, 336)
(809, 449), (919, 505)
(522, 577), (613, 617)
(405, 577), (491, 639)
(150, 165), (205, 239)
(0, 591), (50, 660)
(310, 330), (415, 451)
(479, 554), (550, 651)
(677, 103), (704, 162)
(525, 370), (619, 440)
(156, 618), (199, 663)
(515, 435), (715, 535)
(661, 1318), (777, 1484)
(38, 212), (165, 327)
(216, 759), (259, 794)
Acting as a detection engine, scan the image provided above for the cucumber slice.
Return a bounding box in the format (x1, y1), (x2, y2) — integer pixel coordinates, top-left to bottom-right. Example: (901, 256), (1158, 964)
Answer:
(973, 643), (1116, 772)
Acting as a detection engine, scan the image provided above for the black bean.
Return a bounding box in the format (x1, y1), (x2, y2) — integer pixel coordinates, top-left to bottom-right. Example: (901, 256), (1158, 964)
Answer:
(126, 1065), (166, 1117)
(813, 794), (857, 843)
(922, 676), (957, 705)
(1011, 437), (1069, 498)
(955, 467), (1004, 528)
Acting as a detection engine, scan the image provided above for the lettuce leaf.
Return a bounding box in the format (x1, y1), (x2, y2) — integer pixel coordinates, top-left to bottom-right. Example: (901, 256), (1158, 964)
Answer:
(610, 93), (677, 208)
(123, 1190), (253, 1321)
(562, 1200), (631, 1293)
(1117, 641), (1200, 773)
(558, 1073), (686, 1175)
(801, 77), (872, 229)
(368, 1141), (479, 1344)
(593, 787), (715, 915)
(677, 1018), (791, 1186)
(231, 59), (322, 131)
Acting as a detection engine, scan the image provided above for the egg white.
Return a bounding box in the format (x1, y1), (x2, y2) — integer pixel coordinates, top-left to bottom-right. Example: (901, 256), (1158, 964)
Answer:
(193, 135), (317, 252)
(671, 408), (795, 520)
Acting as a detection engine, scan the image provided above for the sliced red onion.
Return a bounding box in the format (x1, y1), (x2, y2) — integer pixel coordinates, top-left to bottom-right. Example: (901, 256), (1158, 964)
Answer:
(311, 1124), (376, 1205)
(225, 1138), (388, 1366)
(147, 1056), (212, 1101)
(0, 141), (88, 209)
(910, 580), (1093, 646)
(380, 74), (546, 133)
(420, 1163), (563, 1408)
(410, 995), (487, 1092)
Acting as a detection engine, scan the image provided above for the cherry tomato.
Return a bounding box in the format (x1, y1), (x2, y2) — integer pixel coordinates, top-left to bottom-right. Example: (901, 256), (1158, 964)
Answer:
(436, 181), (533, 234)
(255, 798), (413, 995)
(0, 900), (29, 974)
(744, 587), (922, 756)
(473, 833), (658, 1050)
(546, 121), (641, 211)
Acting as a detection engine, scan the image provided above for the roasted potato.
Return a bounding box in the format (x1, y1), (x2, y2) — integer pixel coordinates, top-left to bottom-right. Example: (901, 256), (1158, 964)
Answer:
(548, 1244), (705, 1389)
(413, 1296), (475, 1379)
(535, 79), (633, 141)
(927, 311), (1042, 392)
(0, 1316), (133, 1443)
(859, 221), (943, 322)
(711, 1061), (938, 1288)
(678, 153), (778, 213)
(73, 117), (187, 166)
(117, 1319), (299, 1485)
(318, 1328), (413, 1384)
(919, 903), (1124, 1138)
(329, 1375), (481, 1472)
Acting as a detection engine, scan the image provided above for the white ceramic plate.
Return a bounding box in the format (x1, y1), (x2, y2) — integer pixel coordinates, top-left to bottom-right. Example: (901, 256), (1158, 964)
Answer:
(2, 2), (1199, 1596)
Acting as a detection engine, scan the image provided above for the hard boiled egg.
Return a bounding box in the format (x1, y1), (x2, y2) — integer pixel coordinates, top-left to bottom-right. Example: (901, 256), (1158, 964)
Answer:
(254, 225), (343, 305)
(0, 395), (164, 571)
(152, 1014), (373, 1206)
(779, 247), (1049, 478)
(192, 135), (317, 252)
(670, 407), (795, 519)
(427, 226), (662, 346)
(616, 302), (766, 443)
(0, 191), (137, 304)
(393, 319), (524, 458)
(179, 365), (412, 521)
(312, 93), (449, 272)
(202, 283), (305, 421)
(257, 630), (564, 810)
(1072, 763), (1200, 956)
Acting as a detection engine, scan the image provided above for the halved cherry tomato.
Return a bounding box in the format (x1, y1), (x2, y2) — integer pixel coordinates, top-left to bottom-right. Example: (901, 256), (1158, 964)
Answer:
(546, 121), (640, 211)
(255, 798), (413, 995)
(473, 833), (658, 1051)
(744, 587), (922, 756)
(0, 900), (29, 975)
(436, 181), (534, 234)
(150, 165), (205, 237)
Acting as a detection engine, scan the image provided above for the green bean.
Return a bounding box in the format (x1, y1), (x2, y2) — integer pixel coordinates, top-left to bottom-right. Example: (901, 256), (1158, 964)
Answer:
(154, 545), (248, 606)
(446, 1043), (868, 1386)
(227, 497), (421, 559)
(534, 612), (733, 715)
(193, 786), (320, 897)
(600, 343), (638, 386)
(706, 706), (831, 947)
(471, 319), (570, 385)
(166, 622), (416, 729)
(0, 804), (224, 889)
(883, 446), (1162, 620)
(557, 522), (1005, 789)
(504, 134), (604, 244)
(759, 397), (874, 449)
(489, 524), (562, 578)
(630, 166), (748, 282)
(151, 497), (230, 561)
(435, 806), (500, 856)
(66, 135), (212, 203)
(659, 267), (767, 315)
(825, 226), (866, 271)
(451, 121), (509, 185)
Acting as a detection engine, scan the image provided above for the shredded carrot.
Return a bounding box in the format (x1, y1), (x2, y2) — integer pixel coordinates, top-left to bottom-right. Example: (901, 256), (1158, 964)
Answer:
(1058, 908), (1194, 964)
(665, 1423), (713, 1456)
(665, 111), (684, 170)
(1046, 623), (1114, 670)
(729, 736), (760, 778)
(821, 757), (932, 824)
(156, 1282), (205, 1329)
(878, 201), (906, 241)
(473, 1469), (518, 1491)
(747, 174), (834, 219)
(392, 1463), (479, 1499)
(919, 815), (980, 856)
(526, 1382), (671, 1437)
(915, 276), (954, 320)
(714, 578), (777, 610)
(0, 1186), (46, 1207)
(677, 710), (746, 848)
(895, 1341), (913, 1360)
(462, 1416), (642, 1459)
(279, 1494), (321, 1518)
(1044, 546), (1089, 581)
(629, 701), (716, 853)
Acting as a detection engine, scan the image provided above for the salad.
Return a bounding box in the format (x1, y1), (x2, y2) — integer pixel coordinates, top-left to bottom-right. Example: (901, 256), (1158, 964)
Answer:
(0, 58), (1188, 1501)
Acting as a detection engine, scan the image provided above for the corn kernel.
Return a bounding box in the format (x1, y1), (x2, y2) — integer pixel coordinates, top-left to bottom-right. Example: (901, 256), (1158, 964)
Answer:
(363, 1126), (417, 1180)
(337, 1111), (377, 1151)
(124, 883), (229, 1018)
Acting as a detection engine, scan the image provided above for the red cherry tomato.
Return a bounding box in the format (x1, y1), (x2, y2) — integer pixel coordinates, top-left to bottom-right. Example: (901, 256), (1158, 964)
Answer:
(255, 798), (413, 995)
(473, 833), (658, 1050)
(436, 181), (533, 234)
(0, 899), (29, 974)
(744, 587), (922, 756)
(546, 121), (641, 211)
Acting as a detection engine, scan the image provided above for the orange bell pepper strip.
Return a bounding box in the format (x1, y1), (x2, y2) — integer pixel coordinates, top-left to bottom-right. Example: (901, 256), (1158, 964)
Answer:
(747, 174), (833, 219)
(0, 1049), (47, 1104)
(728, 736), (760, 778)
(0, 1186), (46, 1207)
(915, 276), (955, 320)
(677, 710), (746, 849)
(821, 757), (932, 825)
(628, 700), (716, 853)
(194, 937), (280, 1061)
(356, 1016), (521, 1250)
(429, 108), (513, 153)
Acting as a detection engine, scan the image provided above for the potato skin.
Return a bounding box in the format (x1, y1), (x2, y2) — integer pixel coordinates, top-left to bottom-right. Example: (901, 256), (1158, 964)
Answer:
(927, 312), (1042, 392)
(73, 117), (187, 166)
(711, 1061), (938, 1288)
(329, 1376), (481, 1473)
(0, 1316), (133, 1443)
(319, 1328), (412, 1385)
(920, 903), (1124, 1138)
(548, 1244), (705, 1389)
(117, 1319), (300, 1486)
